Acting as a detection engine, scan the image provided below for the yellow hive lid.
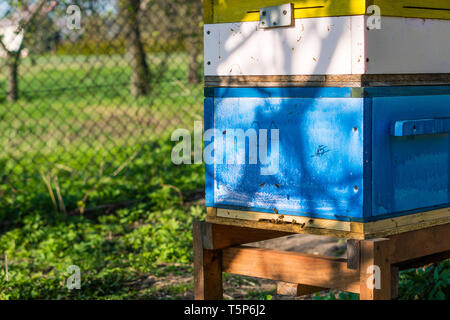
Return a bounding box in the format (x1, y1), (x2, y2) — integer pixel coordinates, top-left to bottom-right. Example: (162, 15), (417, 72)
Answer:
(204, 0), (450, 24)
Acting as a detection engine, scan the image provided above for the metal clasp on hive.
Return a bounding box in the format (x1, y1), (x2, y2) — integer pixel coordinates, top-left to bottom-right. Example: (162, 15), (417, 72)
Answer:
(259, 3), (294, 29)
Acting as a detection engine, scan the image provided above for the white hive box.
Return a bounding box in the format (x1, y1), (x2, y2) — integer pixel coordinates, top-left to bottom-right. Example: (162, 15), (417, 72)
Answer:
(204, 0), (450, 85)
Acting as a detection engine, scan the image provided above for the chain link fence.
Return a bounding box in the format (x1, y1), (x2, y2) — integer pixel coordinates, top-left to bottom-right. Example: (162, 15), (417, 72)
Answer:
(0, 0), (204, 219)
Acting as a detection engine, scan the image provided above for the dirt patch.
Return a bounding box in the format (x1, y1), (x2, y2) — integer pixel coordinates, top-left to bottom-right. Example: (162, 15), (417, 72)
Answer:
(250, 234), (347, 258)
(150, 234), (346, 300)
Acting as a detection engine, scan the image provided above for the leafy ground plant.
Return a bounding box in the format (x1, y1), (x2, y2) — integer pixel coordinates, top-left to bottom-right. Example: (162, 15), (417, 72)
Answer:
(313, 261), (450, 300)
(0, 137), (205, 299)
(398, 260), (450, 300)
(0, 137), (449, 299)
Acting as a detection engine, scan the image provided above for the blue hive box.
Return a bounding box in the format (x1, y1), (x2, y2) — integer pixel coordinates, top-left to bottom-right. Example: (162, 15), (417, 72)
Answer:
(205, 86), (450, 232)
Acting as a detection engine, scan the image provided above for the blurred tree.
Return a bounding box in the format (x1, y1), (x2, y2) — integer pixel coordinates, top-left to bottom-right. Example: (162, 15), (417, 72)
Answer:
(118, 0), (151, 97)
(183, 0), (203, 84)
(164, 0), (203, 84)
(25, 15), (59, 56)
(140, 0), (203, 84)
(52, 1), (122, 55)
(0, 0), (57, 102)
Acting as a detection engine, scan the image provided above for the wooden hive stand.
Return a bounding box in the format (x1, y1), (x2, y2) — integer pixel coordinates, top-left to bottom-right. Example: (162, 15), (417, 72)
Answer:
(194, 208), (450, 300)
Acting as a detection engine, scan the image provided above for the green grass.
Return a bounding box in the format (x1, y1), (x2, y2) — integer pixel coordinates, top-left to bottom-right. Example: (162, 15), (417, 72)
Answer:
(0, 54), (203, 160)
(0, 137), (205, 299)
(0, 53), (206, 299)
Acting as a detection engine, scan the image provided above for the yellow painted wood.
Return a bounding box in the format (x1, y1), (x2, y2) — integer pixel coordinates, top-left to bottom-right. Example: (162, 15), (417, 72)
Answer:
(206, 206), (450, 239)
(216, 208), (353, 231)
(212, 0), (365, 23)
(206, 206), (217, 218)
(208, 0), (450, 24)
(206, 215), (366, 239)
(364, 207), (450, 238)
(204, 0), (214, 24)
(369, 0), (450, 20)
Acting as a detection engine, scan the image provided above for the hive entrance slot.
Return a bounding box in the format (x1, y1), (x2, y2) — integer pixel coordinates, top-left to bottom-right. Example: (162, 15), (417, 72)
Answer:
(248, 6), (325, 14)
(403, 6), (450, 11)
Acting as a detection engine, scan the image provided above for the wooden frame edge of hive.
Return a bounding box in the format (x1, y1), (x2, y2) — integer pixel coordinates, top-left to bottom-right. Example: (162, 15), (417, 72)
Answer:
(204, 74), (450, 88)
(205, 206), (450, 240)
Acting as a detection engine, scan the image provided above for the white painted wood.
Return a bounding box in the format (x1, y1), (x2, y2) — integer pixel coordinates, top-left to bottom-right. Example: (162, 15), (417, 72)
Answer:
(204, 16), (361, 76)
(365, 16), (450, 74)
(351, 16), (366, 75)
(204, 16), (450, 76)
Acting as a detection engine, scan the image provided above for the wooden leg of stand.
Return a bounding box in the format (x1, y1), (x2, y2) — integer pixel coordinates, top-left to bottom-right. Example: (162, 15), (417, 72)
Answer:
(359, 238), (392, 300)
(193, 221), (223, 300)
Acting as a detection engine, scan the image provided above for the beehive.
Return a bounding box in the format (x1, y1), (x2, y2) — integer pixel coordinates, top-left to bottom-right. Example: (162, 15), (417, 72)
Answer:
(203, 0), (450, 238)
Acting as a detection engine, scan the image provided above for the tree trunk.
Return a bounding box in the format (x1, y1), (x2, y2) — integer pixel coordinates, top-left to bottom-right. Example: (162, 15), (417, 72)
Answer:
(186, 36), (202, 84)
(120, 0), (151, 97)
(6, 53), (19, 102)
